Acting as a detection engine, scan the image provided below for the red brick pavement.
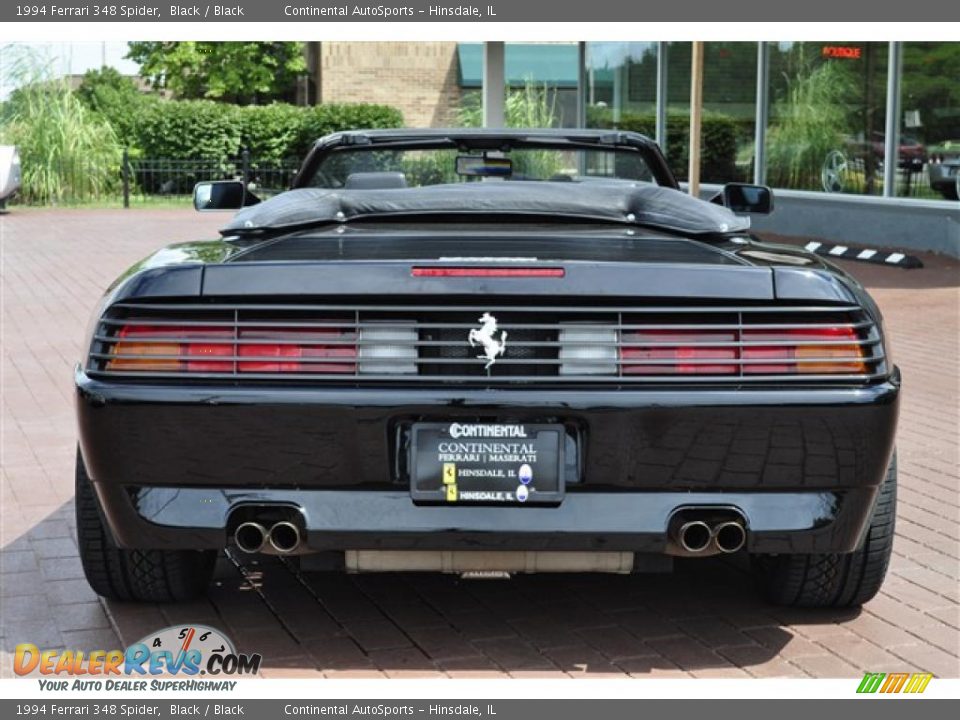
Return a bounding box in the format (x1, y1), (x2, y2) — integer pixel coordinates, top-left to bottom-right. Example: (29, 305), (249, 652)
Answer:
(1, 209), (957, 679)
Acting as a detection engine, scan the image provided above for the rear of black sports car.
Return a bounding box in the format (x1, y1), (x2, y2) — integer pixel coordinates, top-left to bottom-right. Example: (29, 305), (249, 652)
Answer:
(74, 130), (899, 607)
(75, 226), (899, 607)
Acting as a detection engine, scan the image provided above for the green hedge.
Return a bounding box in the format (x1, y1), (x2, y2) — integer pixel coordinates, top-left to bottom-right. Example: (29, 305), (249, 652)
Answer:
(77, 73), (404, 163)
(586, 107), (739, 183)
(135, 99), (242, 162)
(130, 99), (404, 163)
(293, 104), (404, 160)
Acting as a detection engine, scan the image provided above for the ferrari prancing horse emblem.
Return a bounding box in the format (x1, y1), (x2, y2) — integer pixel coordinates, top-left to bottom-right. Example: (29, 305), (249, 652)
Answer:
(468, 312), (508, 370)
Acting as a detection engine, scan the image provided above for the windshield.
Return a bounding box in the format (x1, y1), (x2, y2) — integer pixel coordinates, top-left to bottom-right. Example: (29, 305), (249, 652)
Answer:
(306, 147), (657, 189)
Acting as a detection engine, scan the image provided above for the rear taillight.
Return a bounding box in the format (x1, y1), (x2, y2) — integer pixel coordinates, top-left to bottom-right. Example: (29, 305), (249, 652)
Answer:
(106, 324), (357, 374)
(621, 330), (738, 375)
(741, 326), (866, 374)
(620, 326), (866, 375)
(237, 328), (356, 373)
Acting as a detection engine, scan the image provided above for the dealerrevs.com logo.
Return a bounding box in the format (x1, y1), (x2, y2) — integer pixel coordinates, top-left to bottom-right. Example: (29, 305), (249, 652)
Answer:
(856, 672), (933, 694)
(14, 625), (261, 691)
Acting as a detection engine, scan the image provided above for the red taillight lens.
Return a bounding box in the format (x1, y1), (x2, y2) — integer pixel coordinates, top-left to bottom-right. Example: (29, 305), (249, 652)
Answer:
(108, 325), (232, 372)
(621, 330), (738, 375)
(238, 328), (356, 374)
(742, 326), (866, 374)
(106, 324), (357, 374)
(620, 326), (867, 376)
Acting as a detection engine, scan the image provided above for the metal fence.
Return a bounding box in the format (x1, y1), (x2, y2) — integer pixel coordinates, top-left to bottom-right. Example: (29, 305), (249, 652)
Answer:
(8, 147), (950, 207)
(121, 150), (301, 207)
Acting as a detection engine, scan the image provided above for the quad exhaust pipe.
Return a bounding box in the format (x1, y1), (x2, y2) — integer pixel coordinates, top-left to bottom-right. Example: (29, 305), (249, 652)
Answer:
(233, 519), (303, 554)
(677, 520), (713, 553)
(713, 520), (747, 554)
(672, 513), (747, 555)
(267, 521), (301, 554)
(234, 522), (268, 553)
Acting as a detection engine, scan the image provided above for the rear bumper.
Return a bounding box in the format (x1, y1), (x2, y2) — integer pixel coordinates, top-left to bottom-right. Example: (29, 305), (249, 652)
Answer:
(76, 368), (899, 555)
(96, 483), (877, 555)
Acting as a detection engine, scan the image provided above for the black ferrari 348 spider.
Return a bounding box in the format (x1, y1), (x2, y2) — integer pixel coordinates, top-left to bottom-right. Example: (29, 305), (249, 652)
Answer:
(75, 129), (899, 607)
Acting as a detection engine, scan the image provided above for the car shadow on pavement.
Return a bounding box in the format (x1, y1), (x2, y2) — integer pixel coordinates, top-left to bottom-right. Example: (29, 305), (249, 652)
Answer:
(2, 502), (864, 679)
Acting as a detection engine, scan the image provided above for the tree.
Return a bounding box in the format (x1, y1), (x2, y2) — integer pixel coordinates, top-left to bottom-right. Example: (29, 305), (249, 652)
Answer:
(902, 42), (960, 143)
(126, 42), (307, 105)
(75, 67), (150, 146)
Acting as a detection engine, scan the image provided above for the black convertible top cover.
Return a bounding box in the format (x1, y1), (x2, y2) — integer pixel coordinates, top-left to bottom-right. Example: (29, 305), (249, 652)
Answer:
(221, 181), (750, 237)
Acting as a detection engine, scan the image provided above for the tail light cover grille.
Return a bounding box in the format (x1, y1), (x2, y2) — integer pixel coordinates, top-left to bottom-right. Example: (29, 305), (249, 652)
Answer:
(621, 326), (867, 375)
(89, 302), (887, 383)
(105, 322), (358, 375)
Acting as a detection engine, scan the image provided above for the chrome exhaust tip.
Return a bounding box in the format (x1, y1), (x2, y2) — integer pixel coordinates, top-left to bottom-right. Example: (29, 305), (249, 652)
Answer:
(268, 521), (301, 554)
(677, 520), (712, 554)
(714, 521), (747, 554)
(234, 522), (267, 553)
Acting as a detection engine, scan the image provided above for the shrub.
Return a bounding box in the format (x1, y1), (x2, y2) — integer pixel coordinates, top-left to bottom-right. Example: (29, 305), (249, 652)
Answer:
(765, 61), (858, 190)
(135, 99), (242, 162)
(458, 81), (561, 129)
(109, 100), (404, 165)
(76, 67), (154, 151)
(292, 103), (405, 158)
(236, 103), (304, 164)
(457, 81), (566, 179)
(1, 54), (123, 204)
(587, 107), (739, 183)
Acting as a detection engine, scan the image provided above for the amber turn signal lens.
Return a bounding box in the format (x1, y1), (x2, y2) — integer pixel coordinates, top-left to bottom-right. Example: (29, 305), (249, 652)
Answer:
(794, 342), (867, 374)
(106, 341), (181, 371)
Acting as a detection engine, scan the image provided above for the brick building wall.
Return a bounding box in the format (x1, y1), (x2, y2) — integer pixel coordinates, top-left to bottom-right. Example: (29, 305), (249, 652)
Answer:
(313, 42), (462, 128)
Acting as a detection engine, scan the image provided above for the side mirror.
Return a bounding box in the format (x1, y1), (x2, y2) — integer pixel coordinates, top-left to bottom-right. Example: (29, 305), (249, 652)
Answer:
(193, 180), (259, 211)
(711, 183), (773, 214)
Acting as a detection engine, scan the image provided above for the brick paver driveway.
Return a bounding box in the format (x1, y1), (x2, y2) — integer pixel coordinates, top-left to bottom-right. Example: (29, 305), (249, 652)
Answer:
(2, 209), (957, 679)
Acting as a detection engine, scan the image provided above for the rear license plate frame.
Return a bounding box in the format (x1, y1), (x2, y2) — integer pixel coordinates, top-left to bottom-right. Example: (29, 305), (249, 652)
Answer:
(409, 422), (565, 505)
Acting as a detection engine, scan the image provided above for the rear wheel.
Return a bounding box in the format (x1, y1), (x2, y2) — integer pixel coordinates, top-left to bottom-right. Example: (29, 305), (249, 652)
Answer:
(752, 452), (897, 608)
(75, 449), (217, 602)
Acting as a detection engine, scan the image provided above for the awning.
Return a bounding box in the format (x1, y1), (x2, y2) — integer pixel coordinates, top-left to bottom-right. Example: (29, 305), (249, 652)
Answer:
(457, 43), (579, 88)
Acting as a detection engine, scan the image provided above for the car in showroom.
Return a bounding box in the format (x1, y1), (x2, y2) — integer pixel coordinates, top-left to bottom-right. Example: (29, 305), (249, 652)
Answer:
(821, 133), (928, 193)
(75, 129), (899, 608)
(927, 141), (960, 200)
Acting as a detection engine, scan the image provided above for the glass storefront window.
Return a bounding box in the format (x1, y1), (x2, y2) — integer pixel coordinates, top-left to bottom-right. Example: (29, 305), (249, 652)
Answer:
(665, 42), (757, 184)
(584, 42), (756, 184)
(766, 42), (888, 195)
(583, 40), (958, 200)
(899, 43), (960, 200)
(584, 42), (658, 120)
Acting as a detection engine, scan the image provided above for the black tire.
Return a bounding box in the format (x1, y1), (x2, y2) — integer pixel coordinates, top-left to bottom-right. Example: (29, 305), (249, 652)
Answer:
(752, 452), (897, 608)
(75, 449), (217, 602)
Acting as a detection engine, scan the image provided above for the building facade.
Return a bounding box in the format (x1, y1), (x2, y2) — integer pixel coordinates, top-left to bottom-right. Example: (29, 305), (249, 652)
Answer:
(305, 40), (958, 255)
(307, 42), (462, 128)
(308, 41), (958, 203)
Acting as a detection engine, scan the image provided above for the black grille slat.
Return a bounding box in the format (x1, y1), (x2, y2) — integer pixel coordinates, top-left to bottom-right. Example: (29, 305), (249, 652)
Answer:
(419, 322), (557, 378)
(89, 301), (888, 384)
